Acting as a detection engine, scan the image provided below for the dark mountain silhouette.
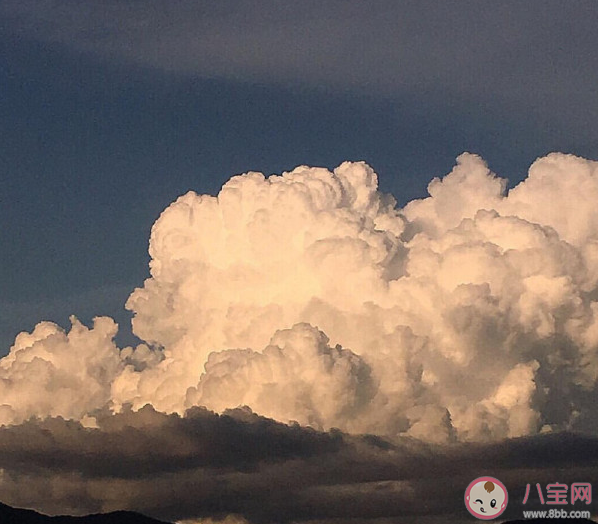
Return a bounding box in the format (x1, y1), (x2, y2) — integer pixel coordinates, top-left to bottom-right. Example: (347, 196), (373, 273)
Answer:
(0, 502), (171, 524)
(3, 502), (595, 524)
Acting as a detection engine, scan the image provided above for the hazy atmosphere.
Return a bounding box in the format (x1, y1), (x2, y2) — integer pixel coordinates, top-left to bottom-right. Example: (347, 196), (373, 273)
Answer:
(1, 1), (598, 523)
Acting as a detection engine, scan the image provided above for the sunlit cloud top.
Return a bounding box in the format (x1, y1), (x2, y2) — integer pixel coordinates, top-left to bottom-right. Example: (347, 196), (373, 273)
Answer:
(2, 153), (598, 444)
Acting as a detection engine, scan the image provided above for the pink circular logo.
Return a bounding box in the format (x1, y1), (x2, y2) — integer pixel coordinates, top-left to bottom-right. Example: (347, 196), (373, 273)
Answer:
(464, 476), (508, 520)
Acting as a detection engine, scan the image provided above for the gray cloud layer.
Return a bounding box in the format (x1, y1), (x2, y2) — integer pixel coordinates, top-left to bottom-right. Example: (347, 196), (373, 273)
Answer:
(2, 1), (597, 112)
(1, 407), (596, 523)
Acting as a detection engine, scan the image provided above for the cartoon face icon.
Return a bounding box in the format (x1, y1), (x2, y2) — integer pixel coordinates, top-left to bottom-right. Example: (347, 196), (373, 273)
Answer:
(465, 476), (508, 520)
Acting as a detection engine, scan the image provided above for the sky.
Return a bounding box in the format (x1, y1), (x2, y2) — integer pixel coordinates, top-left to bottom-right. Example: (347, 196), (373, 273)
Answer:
(1, 1), (598, 523)
(2, 0), (598, 351)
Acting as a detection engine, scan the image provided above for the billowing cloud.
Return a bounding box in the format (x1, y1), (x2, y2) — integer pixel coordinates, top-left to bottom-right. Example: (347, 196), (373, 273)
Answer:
(0, 316), (123, 426)
(3, 153), (598, 444)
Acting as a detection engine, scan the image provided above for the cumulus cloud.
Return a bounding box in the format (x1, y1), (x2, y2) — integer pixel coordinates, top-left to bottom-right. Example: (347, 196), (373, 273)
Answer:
(3, 153), (598, 444)
(186, 323), (375, 431)
(0, 316), (123, 426)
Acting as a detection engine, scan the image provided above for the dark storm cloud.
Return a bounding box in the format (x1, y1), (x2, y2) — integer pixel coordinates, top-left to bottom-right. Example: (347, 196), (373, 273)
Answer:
(0, 406), (342, 478)
(1, 408), (596, 523)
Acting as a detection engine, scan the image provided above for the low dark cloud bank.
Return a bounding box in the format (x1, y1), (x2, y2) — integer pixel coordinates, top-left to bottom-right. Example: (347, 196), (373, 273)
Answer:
(0, 407), (596, 523)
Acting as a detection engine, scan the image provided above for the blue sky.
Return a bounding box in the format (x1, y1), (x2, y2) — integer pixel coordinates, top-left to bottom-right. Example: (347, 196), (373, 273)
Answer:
(1, 0), (597, 353)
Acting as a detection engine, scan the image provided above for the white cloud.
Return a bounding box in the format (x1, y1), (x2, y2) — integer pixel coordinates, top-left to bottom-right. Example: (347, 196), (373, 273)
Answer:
(2, 153), (598, 442)
(0, 316), (124, 425)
